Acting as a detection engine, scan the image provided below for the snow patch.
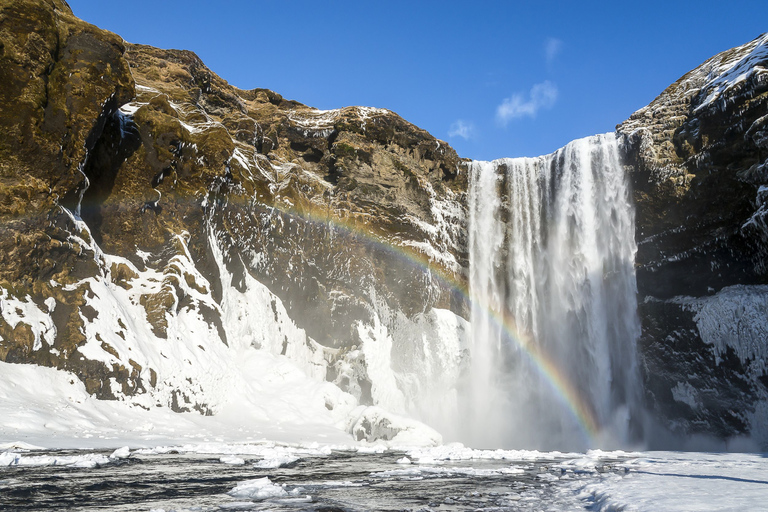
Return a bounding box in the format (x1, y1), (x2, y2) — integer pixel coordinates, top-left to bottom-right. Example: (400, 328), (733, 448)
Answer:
(0, 290), (56, 351)
(694, 33), (768, 113)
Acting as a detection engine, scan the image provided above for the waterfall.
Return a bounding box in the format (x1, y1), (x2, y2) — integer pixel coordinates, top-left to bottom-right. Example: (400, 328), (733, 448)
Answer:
(464, 133), (642, 450)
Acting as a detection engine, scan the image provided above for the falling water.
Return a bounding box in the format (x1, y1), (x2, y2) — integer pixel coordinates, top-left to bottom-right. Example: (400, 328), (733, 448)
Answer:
(464, 133), (642, 450)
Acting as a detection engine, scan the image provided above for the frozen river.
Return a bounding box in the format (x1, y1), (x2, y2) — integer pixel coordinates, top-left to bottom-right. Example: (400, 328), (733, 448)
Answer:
(2, 444), (766, 511)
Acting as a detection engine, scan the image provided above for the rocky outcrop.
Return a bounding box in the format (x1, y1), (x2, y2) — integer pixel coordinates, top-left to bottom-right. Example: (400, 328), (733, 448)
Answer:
(618, 33), (768, 445)
(0, 0), (467, 416)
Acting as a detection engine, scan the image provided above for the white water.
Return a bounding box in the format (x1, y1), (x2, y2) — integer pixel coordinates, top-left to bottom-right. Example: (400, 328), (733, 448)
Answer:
(464, 133), (641, 450)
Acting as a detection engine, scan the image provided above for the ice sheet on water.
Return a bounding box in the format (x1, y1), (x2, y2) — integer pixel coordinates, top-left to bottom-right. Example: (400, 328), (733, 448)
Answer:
(406, 442), (579, 463)
(0, 451), (110, 468)
(134, 441), (331, 459)
(371, 465), (525, 480)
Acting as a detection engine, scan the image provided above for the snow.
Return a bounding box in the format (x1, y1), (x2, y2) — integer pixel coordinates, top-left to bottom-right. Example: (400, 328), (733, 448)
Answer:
(571, 451), (768, 512)
(118, 101), (146, 115)
(0, 359), (354, 450)
(287, 106), (389, 131)
(0, 289), (56, 351)
(694, 33), (768, 113)
(253, 454), (298, 468)
(345, 406), (443, 446)
(0, 201), (454, 453)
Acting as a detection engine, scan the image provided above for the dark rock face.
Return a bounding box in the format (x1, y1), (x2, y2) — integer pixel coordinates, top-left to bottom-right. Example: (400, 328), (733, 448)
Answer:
(618, 33), (768, 445)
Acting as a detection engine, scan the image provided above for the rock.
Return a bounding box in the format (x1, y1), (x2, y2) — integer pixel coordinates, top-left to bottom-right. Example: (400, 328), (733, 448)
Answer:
(346, 405), (442, 445)
(618, 33), (768, 443)
(0, 0), (467, 414)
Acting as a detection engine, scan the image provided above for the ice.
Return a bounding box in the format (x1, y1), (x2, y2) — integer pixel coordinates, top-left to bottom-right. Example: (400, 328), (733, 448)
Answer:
(571, 451), (768, 512)
(345, 406), (442, 446)
(0, 451), (110, 468)
(356, 291), (469, 442)
(110, 446), (131, 459)
(220, 455), (245, 465)
(671, 381), (701, 410)
(684, 285), (768, 374)
(406, 443), (579, 463)
(253, 454), (299, 468)
(372, 464), (526, 479)
(227, 476), (293, 500)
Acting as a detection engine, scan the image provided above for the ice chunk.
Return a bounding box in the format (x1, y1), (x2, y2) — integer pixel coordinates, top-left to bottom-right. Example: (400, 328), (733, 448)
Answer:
(346, 406), (442, 446)
(227, 477), (288, 500)
(253, 454), (298, 468)
(110, 446), (131, 459)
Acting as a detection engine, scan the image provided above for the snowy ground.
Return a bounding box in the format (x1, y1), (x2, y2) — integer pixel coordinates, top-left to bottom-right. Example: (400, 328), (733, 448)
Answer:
(0, 359), (355, 450)
(2, 360), (767, 511)
(571, 451), (768, 512)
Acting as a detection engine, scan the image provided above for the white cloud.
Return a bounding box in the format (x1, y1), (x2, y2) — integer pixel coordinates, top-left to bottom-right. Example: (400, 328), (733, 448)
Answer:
(496, 81), (558, 125)
(448, 119), (475, 140)
(545, 37), (562, 66)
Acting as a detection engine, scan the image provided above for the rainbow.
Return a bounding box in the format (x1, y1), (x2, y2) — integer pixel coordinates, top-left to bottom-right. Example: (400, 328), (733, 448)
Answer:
(24, 185), (602, 442)
(253, 197), (602, 442)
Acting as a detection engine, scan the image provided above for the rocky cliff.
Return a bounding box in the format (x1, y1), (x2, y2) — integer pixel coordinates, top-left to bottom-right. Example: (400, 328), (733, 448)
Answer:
(1, 0), (767, 447)
(618, 33), (768, 446)
(0, 0), (468, 436)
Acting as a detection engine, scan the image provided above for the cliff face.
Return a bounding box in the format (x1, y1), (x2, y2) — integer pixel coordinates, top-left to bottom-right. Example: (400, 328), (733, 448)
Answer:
(0, 0), (468, 425)
(2, 0), (768, 447)
(618, 34), (768, 445)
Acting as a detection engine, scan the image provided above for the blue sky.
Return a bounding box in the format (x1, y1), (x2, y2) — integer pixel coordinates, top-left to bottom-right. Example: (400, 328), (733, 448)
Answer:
(67, 1), (767, 160)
